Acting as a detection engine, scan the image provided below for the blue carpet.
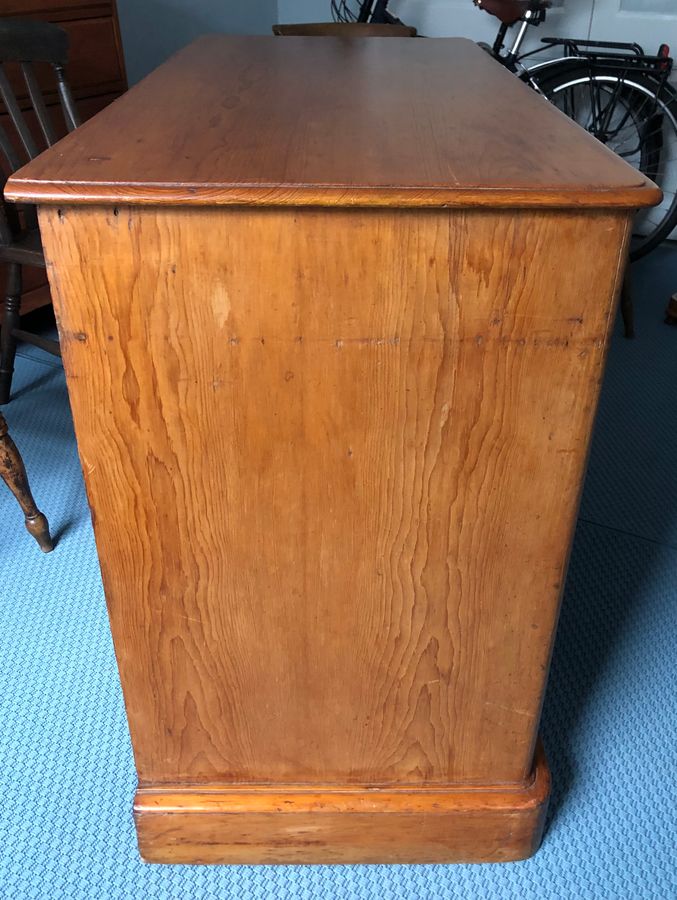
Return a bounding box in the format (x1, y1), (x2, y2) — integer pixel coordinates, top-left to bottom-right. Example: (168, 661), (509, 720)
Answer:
(1, 250), (676, 899)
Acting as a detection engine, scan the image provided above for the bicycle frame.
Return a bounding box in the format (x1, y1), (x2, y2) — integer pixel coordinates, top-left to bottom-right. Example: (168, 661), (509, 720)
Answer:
(352, 0), (674, 92)
(356, 0), (401, 24)
(349, 0), (677, 262)
(491, 8), (546, 72)
(490, 9), (673, 87)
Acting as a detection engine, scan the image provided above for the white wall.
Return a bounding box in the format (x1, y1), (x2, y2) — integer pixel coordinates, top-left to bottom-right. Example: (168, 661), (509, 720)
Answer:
(590, 0), (677, 53)
(117, 0), (278, 84)
(118, 1), (677, 87)
(278, 0), (325, 21)
(276, 1), (593, 53)
(277, 0), (677, 49)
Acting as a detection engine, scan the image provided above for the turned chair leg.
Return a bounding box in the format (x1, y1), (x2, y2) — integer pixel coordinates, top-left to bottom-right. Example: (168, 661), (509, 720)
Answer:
(0, 262), (22, 405)
(0, 412), (53, 552)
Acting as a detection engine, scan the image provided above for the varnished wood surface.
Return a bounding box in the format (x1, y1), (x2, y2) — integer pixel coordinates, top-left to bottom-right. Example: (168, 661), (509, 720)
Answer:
(8, 36), (660, 209)
(134, 744), (550, 864)
(39, 203), (629, 790)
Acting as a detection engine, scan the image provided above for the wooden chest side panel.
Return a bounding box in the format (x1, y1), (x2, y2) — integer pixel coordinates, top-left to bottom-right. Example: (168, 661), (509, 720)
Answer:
(39, 205), (628, 786)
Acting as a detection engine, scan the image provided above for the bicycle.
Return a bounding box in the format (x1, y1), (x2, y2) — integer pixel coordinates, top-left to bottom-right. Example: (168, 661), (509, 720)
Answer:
(332, 0), (677, 262)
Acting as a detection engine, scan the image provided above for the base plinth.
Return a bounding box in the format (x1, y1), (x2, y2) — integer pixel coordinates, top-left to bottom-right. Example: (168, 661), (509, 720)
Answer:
(135, 743), (550, 865)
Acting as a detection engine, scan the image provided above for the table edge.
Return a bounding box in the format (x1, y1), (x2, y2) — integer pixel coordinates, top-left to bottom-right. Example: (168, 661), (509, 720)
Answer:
(4, 177), (662, 209)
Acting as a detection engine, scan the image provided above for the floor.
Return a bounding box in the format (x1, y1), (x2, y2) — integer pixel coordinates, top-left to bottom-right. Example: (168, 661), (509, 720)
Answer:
(0, 248), (675, 899)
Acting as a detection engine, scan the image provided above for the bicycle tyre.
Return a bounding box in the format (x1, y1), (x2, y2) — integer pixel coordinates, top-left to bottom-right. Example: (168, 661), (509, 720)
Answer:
(525, 62), (677, 260)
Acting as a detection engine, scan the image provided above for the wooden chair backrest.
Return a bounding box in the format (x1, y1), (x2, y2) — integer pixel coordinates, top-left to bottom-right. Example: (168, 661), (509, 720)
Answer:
(0, 18), (80, 244)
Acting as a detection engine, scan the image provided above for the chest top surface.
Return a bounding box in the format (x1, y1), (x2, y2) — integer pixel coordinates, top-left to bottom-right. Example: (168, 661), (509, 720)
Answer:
(6, 35), (659, 209)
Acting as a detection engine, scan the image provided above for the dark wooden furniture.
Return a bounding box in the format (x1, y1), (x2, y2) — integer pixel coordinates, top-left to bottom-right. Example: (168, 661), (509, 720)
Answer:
(0, 17), (82, 404)
(7, 36), (659, 864)
(0, 1), (126, 400)
(273, 22), (417, 36)
(0, 410), (52, 550)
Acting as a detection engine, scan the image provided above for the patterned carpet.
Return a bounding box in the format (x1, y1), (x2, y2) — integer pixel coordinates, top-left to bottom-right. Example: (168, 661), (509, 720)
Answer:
(0, 248), (675, 899)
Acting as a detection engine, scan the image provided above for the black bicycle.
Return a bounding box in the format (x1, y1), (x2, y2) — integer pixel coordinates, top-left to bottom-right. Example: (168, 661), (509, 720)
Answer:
(332, 0), (677, 261)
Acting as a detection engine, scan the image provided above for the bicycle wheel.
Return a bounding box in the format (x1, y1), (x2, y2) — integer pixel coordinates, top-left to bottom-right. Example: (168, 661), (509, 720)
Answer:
(528, 63), (677, 260)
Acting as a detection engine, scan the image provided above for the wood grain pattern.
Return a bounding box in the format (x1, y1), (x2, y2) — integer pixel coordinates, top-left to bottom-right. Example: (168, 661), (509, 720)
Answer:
(7, 36), (661, 209)
(134, 744), (550, 864)
(39, 204), (629, 791)
(24, 32), (651, 862)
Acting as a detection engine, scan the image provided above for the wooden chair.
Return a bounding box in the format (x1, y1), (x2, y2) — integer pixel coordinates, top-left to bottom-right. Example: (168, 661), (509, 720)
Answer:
(0, 18), (80, 405)
(273, 23), (417, 37)
(0, 411), (52, 550)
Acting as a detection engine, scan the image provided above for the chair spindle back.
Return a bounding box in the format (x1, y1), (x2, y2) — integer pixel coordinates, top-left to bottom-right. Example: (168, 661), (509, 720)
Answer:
(0, 18), (80, 244)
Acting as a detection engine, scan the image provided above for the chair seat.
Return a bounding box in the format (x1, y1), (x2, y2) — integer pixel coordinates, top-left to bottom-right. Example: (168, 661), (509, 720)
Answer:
(0, 228), (44, 267)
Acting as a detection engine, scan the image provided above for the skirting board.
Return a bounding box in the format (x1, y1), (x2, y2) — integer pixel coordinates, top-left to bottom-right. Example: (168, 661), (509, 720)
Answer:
(134, 742), (550, 865)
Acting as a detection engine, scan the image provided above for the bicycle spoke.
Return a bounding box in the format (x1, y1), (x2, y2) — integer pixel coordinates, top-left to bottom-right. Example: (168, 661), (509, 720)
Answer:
(599, 79), (632, 137)
(539, 68), (677, 258)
